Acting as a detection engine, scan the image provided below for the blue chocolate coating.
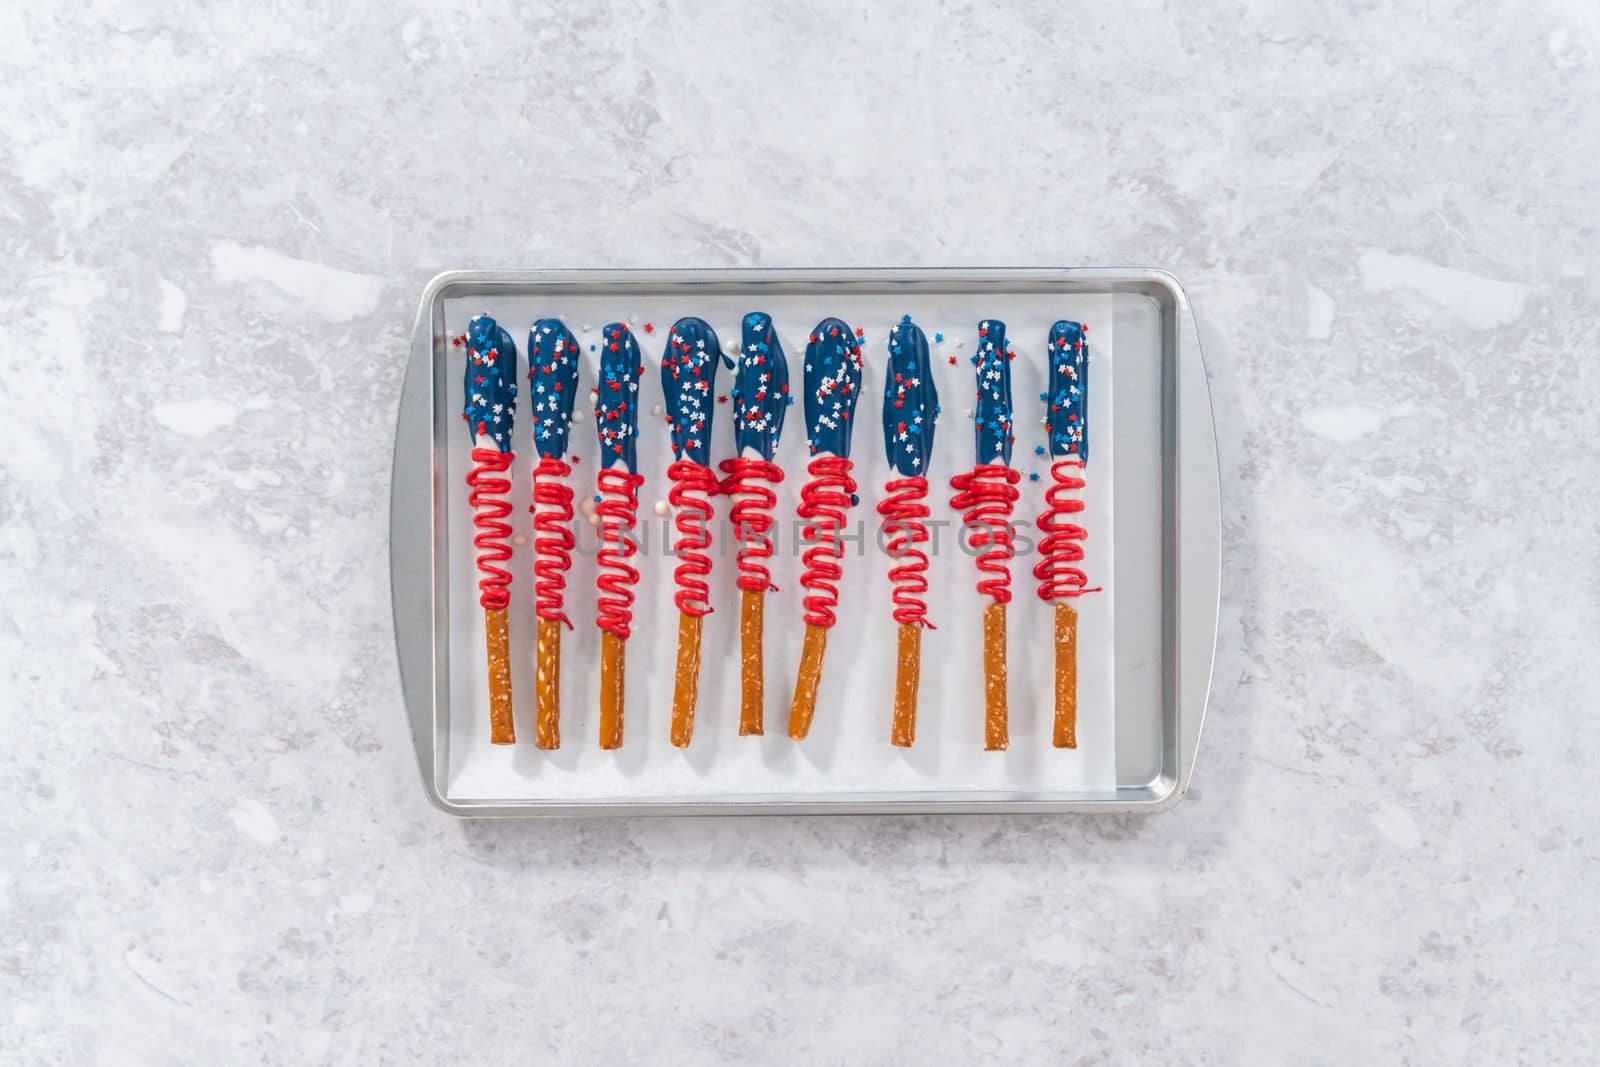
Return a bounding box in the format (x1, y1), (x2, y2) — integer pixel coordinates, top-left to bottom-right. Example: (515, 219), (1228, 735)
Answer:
(463, 314), (518, 452)
(731, 311), (790, 460)
(970, 319), (1014, 466)
(595, 322), (643, 472)
(803, 317), (863, 457)
(528, 318), (581, 460)
(882, 315), (939, 477)
(659, 316), (722, 466)
(1045, 320), (1089, 461)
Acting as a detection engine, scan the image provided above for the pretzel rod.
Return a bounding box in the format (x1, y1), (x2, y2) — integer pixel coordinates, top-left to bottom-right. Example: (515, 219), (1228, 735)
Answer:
(724, 313), (792, 739)
(890, 623), (920, 747)
(460, 315), (520, 745)
(671, 612), (703, 747)
(594, 468), (642, 749)
(661, 317), (728, 747)
(594, 323), (644, 750)
(721, 454), (784, 737)
(1053, 601), (1078, 748)
(534, 617), (561, 749)
(1035, 321), (1098, 750)
(788, 317), (864, 742)
(599, 631), (626, 750)
(983, 601), (1008, 751)
(789, 453), (855, 741)
(527, 320), (582, 751)
(484, 607), (515, 744)
(788, 622), (828, 739)
(665, 459), (717, 748)
(739, 590), (765, 734)
(880, 316), (939, 747)
(952, 320), (1019, 750)
(472, 458), (515, 746)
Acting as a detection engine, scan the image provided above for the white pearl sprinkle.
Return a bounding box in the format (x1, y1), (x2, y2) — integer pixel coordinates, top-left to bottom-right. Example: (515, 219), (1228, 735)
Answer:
(586, 512), (600, 526)
(571, 410), (586, 424)
(653, 500), (670, 517)
(580, 498), (598, 516)
(512, 534), (528, 546)
(651, 403), (664, 416)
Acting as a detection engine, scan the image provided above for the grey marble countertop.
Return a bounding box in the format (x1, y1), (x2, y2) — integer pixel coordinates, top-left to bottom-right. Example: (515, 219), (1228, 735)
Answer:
(5, 2), (1597, 1063)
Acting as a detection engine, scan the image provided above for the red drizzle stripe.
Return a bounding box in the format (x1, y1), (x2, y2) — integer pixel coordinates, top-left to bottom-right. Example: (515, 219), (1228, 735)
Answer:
(531, 456), (575, 627)
(1033, 459), (1103, 600)
(876, 475), (936, 628)
(468, 447), (515, 611)
(797, 455), (857, 628)
(595, 467), (644, 639)
(718, 456), (784, 593)
(667, 459), (718, 616)
(949, 463), (1021, 604)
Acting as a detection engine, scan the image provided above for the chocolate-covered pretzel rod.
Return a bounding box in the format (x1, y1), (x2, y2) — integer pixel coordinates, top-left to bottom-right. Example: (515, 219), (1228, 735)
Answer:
(594, 323), (644, 749)
(877, 316), (940, 746)
(720, 312), (790, 735)
(788, 318), (864, 740)
(1032, 320), (1101, 747)
(460, 314), (519, 744)
(526, 319), (581, 749)
(660, 317), (725, 747)
(949, 320), (1020, 750)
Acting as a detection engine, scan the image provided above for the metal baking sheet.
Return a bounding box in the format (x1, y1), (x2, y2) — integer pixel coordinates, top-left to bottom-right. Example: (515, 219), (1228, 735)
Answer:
(389, 268), (1219, 815)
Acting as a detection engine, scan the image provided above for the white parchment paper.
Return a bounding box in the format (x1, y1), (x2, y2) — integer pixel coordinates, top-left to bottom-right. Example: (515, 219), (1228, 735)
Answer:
(442, 291), (1115, 804)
